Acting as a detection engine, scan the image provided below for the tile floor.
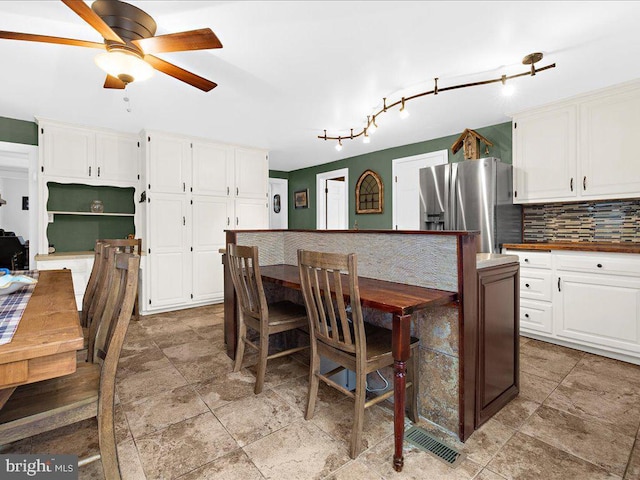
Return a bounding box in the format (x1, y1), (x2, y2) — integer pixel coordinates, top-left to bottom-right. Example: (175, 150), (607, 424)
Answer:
(3, 304), (640, 480)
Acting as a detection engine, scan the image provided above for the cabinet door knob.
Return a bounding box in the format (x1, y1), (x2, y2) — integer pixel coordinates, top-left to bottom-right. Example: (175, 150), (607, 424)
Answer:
(524, 258), (529, 263)
(597, 263), (603, 268)
(525, 283), (530, 288)
(524, 313), (529, 318)
(558, 277), (561, 292)
(570, 178), (573, 191)
(583, 176), (587, 190)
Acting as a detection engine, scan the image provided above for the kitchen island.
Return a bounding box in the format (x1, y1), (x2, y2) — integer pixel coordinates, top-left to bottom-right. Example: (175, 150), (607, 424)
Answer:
(223, 229), (519, 470)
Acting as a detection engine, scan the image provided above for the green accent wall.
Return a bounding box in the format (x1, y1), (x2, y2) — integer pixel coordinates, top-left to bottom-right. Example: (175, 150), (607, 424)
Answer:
(288, 122), (512, 230)
(0, 117), (38, 145)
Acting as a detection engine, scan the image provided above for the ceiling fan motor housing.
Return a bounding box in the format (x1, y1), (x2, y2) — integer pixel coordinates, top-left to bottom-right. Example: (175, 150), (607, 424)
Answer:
(92, 0), (156, 56)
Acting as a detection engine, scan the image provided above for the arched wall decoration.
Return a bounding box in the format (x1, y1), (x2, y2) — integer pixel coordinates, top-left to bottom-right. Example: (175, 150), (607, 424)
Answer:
(355, 169), (384, 214)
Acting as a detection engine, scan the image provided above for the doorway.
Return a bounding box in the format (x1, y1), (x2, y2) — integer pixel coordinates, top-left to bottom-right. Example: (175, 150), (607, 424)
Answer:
(0, 141), (38, 268)
(316, 168), (349, 230)
(392, 150), (448, 230)
(268, 178), (288, 229)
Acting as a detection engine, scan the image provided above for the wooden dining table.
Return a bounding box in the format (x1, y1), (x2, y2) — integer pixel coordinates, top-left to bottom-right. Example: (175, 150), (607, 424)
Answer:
(254, 264), (458, 472)
(0, 269), (84, 409)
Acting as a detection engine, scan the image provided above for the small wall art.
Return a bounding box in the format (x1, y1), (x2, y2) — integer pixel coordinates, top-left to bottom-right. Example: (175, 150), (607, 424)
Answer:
(294, 189), (309, 209)
(355, 170), (383, 214)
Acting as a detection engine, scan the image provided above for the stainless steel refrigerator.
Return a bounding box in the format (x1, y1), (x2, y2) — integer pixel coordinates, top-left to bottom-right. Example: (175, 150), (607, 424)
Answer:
(419, 157), (522, 253)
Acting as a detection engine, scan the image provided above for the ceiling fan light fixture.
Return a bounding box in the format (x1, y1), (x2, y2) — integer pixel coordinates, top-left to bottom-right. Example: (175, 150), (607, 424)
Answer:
(94, 50), (154, 84)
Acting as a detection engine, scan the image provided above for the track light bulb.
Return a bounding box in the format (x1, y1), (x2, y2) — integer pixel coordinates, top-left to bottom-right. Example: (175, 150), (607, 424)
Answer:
(369, 116), (378, 134)
(501, 74), (514, 97)
(335, 139), (343, 151)
(399, 98), (409, 119)
(502, 83), (515, 96)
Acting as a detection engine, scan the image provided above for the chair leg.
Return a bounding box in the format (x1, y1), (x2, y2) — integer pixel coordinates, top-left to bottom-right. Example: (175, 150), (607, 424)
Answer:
(233, 320), (247, 373)
(350, 369), (367, 459)
(254, 333), (269, 394)
(305, 347), (320, 420)
(97, 388), (121, 479)
(407, 348), (419, 423)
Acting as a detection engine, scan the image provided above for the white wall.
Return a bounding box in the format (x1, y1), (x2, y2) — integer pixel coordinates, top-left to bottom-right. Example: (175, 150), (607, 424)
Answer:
(0, 169), (29, 239)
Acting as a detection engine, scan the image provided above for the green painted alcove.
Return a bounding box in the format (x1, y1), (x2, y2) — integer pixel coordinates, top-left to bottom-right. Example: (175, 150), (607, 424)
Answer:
(46, 182), (136, 252)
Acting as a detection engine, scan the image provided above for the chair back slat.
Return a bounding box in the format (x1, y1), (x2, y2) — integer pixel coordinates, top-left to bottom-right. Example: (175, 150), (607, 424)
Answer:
(227, 244), (268, 324)
(87, 246), (118, 362)
(96, 253), (139, 364)
(298, 250), (364, 355)
(81, 240), (108, 327)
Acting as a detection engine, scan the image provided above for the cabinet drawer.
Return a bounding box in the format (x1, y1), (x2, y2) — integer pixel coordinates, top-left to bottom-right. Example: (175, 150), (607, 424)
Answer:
(555, 252), (640, 278)
(520, 299), (553, 334)
(504, 250), (552, 269)
(520, 269), (552, 301)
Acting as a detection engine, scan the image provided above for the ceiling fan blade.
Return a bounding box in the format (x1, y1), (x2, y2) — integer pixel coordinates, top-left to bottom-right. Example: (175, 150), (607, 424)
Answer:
(61, 0), (124, 44)
(132, 28), (222, 54)
(104, 75), (126, 89)
(0, 31), (105, 49)
(145, 55), (217, 92)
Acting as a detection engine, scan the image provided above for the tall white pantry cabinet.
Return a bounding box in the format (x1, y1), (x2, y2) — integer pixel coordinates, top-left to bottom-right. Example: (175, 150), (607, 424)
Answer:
(141, 131), (269, 314)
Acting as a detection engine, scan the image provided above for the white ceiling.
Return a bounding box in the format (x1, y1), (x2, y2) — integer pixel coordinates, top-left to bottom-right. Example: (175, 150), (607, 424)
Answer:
(1, 1), (640, 171)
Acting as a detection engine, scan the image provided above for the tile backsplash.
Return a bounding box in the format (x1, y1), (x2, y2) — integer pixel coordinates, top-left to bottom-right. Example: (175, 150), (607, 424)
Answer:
(523, 199), (640, 243)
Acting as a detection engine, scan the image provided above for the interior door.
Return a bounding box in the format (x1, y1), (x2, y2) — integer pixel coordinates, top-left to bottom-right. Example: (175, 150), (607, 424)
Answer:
(393, 150), (448, 230)
(268, 179), (288, 229)
(326, 179), (346, 229)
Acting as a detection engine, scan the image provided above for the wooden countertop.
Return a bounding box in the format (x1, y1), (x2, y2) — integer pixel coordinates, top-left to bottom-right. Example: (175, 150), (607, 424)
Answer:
(503, 242), (640, 254)
(260, 264), (457, 316)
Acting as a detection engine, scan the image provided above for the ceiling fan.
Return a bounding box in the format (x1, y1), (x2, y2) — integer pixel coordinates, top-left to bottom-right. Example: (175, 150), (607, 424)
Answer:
(0, 0), (222, 91)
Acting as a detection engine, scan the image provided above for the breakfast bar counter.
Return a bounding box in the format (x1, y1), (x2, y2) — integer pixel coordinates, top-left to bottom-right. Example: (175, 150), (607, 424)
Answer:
(223, 229), (519, 471)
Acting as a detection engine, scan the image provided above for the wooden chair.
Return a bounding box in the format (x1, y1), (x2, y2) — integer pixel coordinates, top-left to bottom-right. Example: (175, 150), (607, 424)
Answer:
(100, 238), (142, 321)
(0, 252), (140, 480)
(227, 243), (308, 394)
(81, 240), (110, 328)
(297, 249), (419, 459)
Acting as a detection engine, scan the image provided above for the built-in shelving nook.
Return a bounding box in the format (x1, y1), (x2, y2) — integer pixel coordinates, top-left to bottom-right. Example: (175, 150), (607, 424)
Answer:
(46, 182), (135, 252)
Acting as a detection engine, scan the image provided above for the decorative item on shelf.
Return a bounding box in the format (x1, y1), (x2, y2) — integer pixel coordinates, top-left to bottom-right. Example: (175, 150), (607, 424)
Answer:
(90, 200), (104, 213)
(294, 189), (309, 209)
(355, 170), (384, 214)
(318, 52), (555, 150)
(451, 129), (493, 160)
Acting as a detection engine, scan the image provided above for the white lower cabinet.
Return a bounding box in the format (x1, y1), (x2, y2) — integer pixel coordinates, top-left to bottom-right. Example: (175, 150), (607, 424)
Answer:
(35, 255), (94, 310)
(504, 248), (640, 364)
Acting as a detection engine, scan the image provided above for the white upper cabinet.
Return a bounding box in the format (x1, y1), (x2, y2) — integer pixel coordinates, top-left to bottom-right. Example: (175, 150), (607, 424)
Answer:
(192, 141), (233, 196)
(39, 120), (139, 186)
(579, 84), (640, 199)
(95, 132), (139, 184)
(234, 147), (268, 199)
(147, 133), (191, 194)
(512, 80), (640, 204)
(41, 123), (95, 180)
(513, 105), (577, 203)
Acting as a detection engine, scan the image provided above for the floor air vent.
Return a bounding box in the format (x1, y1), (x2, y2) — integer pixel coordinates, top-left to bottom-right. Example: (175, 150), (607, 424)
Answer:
(404, 426), (465, 467)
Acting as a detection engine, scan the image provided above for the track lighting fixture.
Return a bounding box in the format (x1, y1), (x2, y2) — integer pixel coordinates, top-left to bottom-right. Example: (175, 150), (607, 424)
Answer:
(399, 97), (409, 119)
(319, 52), (555, 145)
